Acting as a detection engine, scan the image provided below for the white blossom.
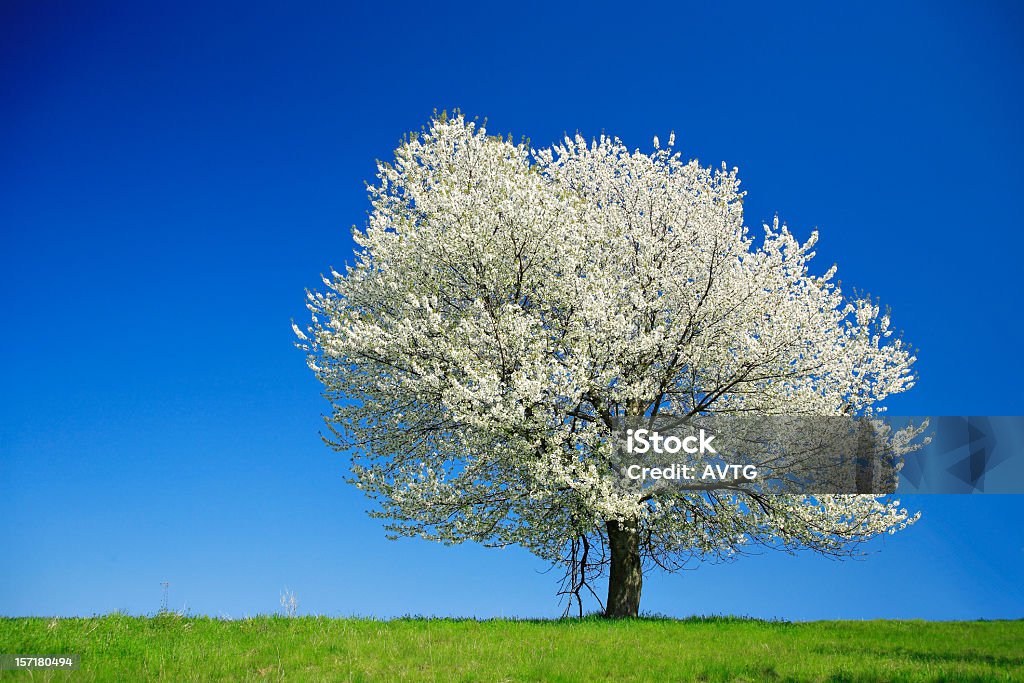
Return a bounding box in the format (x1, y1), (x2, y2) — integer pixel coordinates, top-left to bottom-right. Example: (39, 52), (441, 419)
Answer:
(299, 113), (920, 589)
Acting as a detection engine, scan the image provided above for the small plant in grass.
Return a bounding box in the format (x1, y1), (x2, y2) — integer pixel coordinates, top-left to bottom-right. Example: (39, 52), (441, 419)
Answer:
(280, 587), (298, 617)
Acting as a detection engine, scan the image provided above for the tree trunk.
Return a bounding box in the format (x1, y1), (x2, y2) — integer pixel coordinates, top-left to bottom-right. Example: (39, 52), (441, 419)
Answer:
(605, 520), (642, 618)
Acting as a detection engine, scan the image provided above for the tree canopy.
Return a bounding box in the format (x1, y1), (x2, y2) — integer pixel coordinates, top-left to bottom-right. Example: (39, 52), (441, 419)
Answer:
(296, 114), (920, 616)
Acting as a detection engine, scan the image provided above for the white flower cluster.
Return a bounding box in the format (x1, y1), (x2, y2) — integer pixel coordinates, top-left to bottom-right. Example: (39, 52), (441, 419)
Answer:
(297, 114), (920, 569)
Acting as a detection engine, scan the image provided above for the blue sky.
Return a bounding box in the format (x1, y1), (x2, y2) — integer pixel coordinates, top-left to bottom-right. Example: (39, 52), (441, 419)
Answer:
(2, 1), (1022, 620)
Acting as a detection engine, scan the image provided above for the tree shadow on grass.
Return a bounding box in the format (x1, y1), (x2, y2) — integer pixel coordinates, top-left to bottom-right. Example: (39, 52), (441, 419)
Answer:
(386, 613), (793, 625)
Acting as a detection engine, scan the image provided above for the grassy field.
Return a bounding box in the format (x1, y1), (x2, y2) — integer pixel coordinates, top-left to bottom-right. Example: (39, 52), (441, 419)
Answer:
(1, 614), (1022, 682)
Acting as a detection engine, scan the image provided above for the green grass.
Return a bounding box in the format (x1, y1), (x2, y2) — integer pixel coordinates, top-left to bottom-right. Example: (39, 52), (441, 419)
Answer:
(1, 614), (1022, 682)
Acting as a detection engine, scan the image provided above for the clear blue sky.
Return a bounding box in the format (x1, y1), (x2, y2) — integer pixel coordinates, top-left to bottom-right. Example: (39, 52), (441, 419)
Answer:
(2, 1), (1022, 620)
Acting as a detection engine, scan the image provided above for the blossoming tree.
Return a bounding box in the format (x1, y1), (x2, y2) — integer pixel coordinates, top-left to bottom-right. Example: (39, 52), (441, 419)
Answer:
(295, 114), (920, 617)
